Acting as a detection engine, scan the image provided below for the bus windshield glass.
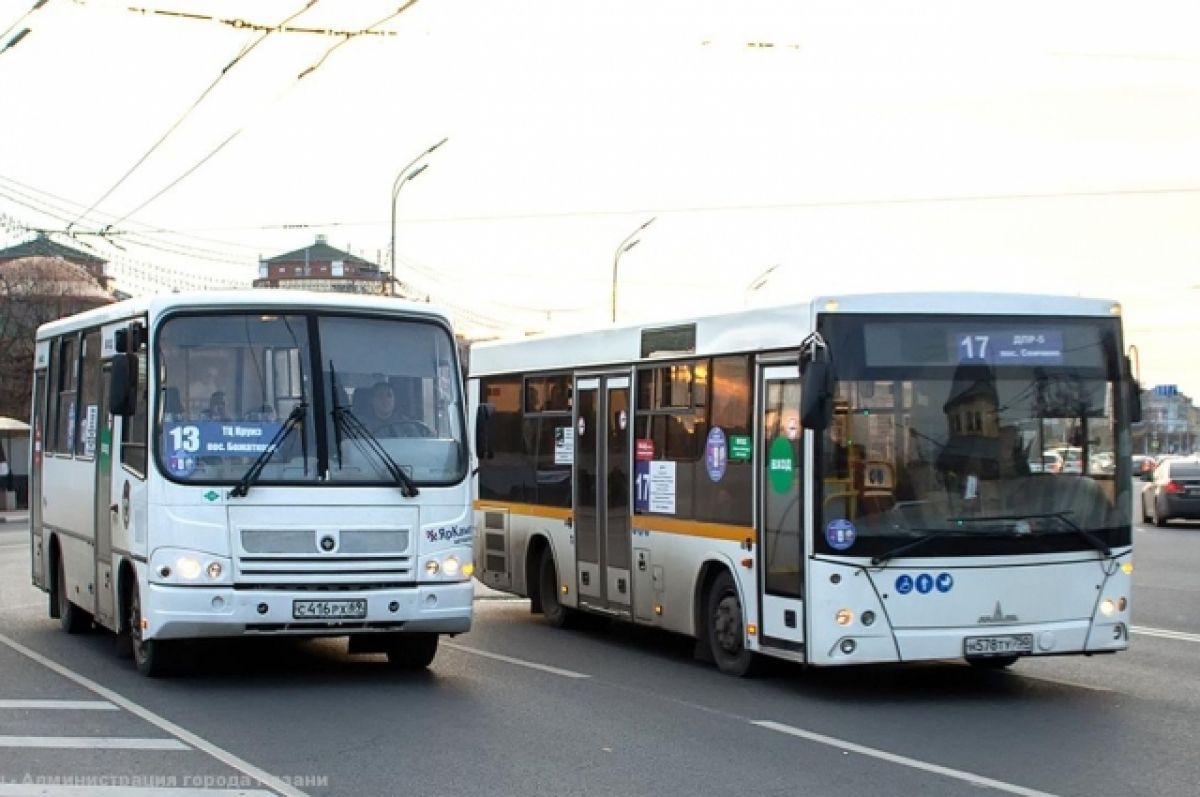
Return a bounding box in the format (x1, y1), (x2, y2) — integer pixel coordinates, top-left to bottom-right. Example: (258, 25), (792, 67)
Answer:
(815, 313), (1132, 558)
(156, 311), (466, 486)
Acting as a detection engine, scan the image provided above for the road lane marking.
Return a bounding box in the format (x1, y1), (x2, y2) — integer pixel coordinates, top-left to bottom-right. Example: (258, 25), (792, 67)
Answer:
(753, 720), (1058, 797)
(0, 632), (308, 797)
(442, 642), (591, 679)
(0, 787), (278, 796)
(0, 699), (118, 710)
(1131, 625), (1200, 644)
(0, 736), (189, 750)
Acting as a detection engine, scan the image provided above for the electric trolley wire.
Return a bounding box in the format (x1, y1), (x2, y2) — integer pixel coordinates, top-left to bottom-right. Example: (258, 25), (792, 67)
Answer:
(99, 1), (422, 232)
(125, 5), (398, 38)
(68, 0), (323, 233)
(0, 0), (47, 44)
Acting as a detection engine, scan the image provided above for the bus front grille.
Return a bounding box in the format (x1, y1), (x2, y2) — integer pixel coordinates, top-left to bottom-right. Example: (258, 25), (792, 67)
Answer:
(235, 556), (413, 585)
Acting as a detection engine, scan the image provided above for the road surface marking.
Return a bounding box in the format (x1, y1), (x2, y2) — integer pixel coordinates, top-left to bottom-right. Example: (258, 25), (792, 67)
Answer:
(0, 736), (189, 750)
(0, 699), (118, 710)
(443, 642), (591, 679)
(0, 632), (308, 797)
(753, 719), (1057, 797)
(0, 787), (278, 797)
(1131, 625), (1200, 644)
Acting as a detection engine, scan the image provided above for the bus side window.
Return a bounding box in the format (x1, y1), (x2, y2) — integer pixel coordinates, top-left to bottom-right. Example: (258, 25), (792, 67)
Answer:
(120, 334), (149, 476)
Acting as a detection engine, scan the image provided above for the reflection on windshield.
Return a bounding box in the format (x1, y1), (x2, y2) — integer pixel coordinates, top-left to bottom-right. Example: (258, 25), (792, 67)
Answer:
(818, 367), (1130, 557)
(156, 312), (466, 486)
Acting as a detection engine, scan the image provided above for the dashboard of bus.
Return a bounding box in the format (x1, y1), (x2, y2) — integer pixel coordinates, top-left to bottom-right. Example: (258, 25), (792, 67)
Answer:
(813, 313), (1133, 558)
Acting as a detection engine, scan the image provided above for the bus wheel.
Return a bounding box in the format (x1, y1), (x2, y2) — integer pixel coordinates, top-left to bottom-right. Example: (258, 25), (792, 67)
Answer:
(539, 547), (575, 629)
(128, 584), (171, 677)
(56, 556), (91, 634)
(706, 570), (756, 677)
(385, 633), (438, 669)
(967, 656), (1018, 670)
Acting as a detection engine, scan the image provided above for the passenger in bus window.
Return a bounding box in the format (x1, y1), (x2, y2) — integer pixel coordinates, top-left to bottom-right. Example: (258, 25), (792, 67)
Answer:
(202, 391), (229, 421)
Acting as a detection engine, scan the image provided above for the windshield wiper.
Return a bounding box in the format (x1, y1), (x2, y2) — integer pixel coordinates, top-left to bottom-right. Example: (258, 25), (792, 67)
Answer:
(331, 398), (420, 499)
(870, 528), (974, 566)
(948, 512), (1112, 558)
(228, 402), (307, 499)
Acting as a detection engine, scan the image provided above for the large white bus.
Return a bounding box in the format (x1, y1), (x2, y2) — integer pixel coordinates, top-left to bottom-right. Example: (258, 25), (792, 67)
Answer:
(30, 291), (473, 675)
(469, 293), (1139, 674)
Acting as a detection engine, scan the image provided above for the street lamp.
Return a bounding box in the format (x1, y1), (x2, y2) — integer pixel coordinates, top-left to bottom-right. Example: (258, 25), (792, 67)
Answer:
(389, 137), (448, 296)
(611, 216), (656, 323)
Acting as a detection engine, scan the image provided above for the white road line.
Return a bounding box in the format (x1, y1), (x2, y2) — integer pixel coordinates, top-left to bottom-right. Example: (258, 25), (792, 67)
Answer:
(0, 699), (118, 710)
(0, 632), (307, 797)
(442, 642), (591, 679)
(1131, 625), (1200, 644)
(753, 720), (1058, 797)
(0, 736), (189, 750)
(0, 787), (278, 797)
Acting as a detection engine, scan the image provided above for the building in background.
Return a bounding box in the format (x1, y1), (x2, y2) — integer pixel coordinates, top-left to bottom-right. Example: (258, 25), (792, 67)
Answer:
(0, 232), (109, 290)
(254, 235), (393, 294)
(1137, 385), (1197, 456)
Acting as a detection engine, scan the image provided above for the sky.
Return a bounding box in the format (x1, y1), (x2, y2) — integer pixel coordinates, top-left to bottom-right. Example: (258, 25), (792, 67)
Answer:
(1, 0), (1198, 394)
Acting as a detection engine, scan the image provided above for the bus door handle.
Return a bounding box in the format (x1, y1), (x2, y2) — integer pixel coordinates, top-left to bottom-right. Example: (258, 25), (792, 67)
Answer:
(110, 503), (119, 513)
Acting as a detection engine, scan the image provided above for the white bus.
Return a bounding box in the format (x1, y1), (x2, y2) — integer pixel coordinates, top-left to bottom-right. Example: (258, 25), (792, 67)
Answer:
(30, 291), (473, 675)
(469, 293), (1138, 674)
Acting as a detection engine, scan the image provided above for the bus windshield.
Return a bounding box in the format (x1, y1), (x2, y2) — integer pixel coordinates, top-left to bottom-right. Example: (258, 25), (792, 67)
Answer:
(815, 313), (1132, 558)
(156, 311), (466, 486)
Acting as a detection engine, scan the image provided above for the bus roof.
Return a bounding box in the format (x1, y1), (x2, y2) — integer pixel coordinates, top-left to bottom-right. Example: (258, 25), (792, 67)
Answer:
(35, 290), (455, 340)
(469, 291), (1120, 376)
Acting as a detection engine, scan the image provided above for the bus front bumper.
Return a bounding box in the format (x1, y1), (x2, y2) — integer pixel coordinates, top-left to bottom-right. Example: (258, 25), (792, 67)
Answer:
(143, 581), (473, 641)
(817, 617), (1130, 665)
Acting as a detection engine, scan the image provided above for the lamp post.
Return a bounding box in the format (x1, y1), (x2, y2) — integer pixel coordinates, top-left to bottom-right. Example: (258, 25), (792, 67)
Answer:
(389, 137), (448, 296)
(611, 216), (655, 323)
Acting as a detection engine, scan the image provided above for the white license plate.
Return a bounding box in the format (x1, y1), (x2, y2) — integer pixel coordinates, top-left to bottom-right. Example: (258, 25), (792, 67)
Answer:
(292, 599), (367, 620)
(964, 633), (1034, 657)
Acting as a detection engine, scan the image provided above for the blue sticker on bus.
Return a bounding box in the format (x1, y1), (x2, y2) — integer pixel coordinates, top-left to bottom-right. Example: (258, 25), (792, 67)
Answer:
(895, 574), (914, 594)
(825, 519), (857, 551)
(705, 426), (727, 483)
(936, 572), (954, 593)
(915, 573), (934, 594)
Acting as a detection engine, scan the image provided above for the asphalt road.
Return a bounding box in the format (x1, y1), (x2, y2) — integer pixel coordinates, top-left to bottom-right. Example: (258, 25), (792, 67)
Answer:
(1, 507), (1198, 797)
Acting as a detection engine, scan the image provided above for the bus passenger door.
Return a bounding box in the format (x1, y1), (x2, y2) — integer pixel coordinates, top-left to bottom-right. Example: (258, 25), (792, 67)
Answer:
(573, 374), (632, 616)
(30, 371), (47, 590)
(93, 363), (116, 629)
(758, 365), (806, 648)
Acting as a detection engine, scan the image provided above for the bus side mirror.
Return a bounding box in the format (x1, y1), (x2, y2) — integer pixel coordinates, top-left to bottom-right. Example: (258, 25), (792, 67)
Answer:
(1124, 355), (1142, 423)
(474, 403), (495, 460)
(110, 352), (138, 417)
(800, 359), (835, 430)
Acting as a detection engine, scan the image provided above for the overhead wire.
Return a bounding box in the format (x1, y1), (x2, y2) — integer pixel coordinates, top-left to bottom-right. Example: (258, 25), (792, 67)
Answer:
(68, 0), (323, 233)
(101, 0), (422, 231)
(0, 0), (47, 44)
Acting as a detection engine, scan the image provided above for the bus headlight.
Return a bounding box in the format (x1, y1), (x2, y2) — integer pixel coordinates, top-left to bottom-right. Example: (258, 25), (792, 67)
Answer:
(206, 561), (223, 580)
(425, 559), (441, 576)
(835, 608), (854, 626)
(442, 556), (461, 577)
(176, 557), (203, 581)
(1100, 599), (1116, 617)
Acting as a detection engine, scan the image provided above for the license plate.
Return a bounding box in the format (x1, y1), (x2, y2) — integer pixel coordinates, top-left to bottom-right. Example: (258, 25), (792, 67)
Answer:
(964, 633), (1034, 657)
(292, 599), (367, 620)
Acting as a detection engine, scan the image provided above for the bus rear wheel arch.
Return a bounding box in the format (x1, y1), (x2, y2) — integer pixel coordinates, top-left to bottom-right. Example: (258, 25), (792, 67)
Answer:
(536, 544), (576, 629)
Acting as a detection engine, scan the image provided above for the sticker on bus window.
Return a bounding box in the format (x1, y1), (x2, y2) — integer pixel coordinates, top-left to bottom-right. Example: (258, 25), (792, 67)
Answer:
(825, 519), (857, 551)
(705, 427), (727, 483)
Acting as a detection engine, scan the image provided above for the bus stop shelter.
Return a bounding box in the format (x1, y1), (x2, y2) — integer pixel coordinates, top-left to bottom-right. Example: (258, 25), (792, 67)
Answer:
(0, 416), (30, 510)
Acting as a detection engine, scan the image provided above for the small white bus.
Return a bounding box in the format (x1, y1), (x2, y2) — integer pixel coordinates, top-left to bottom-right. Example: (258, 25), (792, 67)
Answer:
(469, 293), (1138, 674)
(31, 291), (473, 675)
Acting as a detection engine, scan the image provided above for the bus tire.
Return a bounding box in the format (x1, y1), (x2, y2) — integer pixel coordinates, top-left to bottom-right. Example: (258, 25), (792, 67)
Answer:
(539, 547), (575, 629)
(128, 582), (171, 677)
(385, 633), (438, 669)
(56, 554), (91, 635)
(967, 656), (1018, 670)
(705, 570), (757, 677)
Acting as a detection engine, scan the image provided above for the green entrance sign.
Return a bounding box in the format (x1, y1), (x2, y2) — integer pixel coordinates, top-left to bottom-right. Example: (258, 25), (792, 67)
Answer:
(729, 435), (752, 462)
(767, 436), (795, 494)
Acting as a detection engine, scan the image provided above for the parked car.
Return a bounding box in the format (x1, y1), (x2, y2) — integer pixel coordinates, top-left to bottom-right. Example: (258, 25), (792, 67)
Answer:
(1028, 451), (1064, 474)
(1140, 458), (1200, 526)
